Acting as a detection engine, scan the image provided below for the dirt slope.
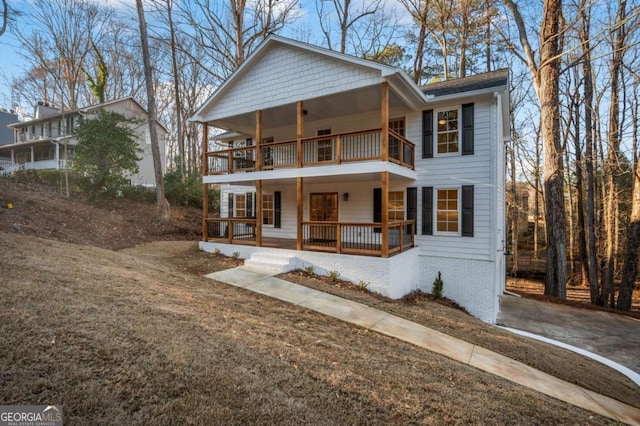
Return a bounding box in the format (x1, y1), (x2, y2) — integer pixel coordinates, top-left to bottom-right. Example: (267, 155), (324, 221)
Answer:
(0, 179), (200, 249)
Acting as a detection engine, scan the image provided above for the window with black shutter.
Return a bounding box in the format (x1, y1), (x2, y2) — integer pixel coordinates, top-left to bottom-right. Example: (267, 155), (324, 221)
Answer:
(461, 185), (474, 236)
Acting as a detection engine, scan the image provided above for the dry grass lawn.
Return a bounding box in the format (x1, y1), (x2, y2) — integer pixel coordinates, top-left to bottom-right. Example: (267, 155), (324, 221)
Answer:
(0, 179), (638, 424)
(0, 233), (634, 425)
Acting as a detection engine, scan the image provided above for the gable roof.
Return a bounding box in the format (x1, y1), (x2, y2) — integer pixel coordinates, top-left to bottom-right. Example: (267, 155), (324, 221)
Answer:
(8, 97), (168, 133)
(190, 35), (427, 123)
(421, 69), (509, 98)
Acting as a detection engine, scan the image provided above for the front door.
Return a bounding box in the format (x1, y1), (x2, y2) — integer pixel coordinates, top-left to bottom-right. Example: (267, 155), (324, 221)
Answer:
(310, 192), (338, 241)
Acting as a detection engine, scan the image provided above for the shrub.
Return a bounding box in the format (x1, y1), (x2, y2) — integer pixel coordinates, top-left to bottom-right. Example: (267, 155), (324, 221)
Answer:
(164, 170), (220, 210)
(432, 271), (444, 299)
(329, 270), (341, 283)
(119, 185), (156, 203)
(304, 265), (315, 276)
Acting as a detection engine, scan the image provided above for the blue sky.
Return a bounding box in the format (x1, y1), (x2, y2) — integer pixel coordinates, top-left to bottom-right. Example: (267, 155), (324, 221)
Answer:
(0, 0), (406, 110)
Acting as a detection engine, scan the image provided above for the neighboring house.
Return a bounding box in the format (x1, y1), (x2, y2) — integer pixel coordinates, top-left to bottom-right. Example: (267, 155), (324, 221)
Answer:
(0, 98), (167, 186)
(0, 110), (20, 169)
(191, 36), (509, 323)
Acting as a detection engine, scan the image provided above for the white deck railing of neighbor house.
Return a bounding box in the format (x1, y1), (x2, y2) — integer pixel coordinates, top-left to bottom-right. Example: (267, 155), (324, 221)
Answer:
(206, 128), (415, 175)
(0, 160), (68, 176)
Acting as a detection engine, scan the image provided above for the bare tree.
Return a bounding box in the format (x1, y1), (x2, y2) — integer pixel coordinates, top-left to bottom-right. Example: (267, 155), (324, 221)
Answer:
(11, 0), (112, 109)
(600, 0), (628, 307)
(180, 0), (300, 84)
(503, 0), (568, 298)
(618, 79), (640, 310)
(316, 0), (381, 53)
(1, 0), (9, 37)
(136, 0), (170, 221)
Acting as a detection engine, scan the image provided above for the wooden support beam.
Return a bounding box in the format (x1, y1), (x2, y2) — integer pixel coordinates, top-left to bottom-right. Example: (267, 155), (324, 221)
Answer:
(381, 82), (389, 162)
(256, 110), (262, 171)
(297, 101), (304, 167)
(297, 177), (303, 250)
(201, 123), (209, 242)
(381, 171), (389, 257)
(256, 180), (263, 246)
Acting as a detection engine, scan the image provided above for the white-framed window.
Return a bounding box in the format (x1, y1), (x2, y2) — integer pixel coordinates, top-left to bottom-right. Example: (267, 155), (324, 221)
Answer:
(262, 194), (274, 225)
(388, 191), (404, 221)
(435, 188), (460, 234)
(317, 129), (332, 161)
(389, 117), (405, 137)
(435, 108), (460, 155)
(235, 194), (246, 218)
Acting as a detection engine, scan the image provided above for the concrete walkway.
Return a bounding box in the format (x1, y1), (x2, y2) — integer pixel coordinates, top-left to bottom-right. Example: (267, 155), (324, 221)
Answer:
(205, 267), (640, 425)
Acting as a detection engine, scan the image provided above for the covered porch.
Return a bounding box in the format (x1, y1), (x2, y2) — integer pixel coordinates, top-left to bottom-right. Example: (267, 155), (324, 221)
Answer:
(204, 219), (415, 257)
(198, 57), (422, 258)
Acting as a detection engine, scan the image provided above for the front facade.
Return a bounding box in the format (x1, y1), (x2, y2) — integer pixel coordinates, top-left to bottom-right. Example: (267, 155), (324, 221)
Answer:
(191, 36), (509, 323)
(0, 98), (167, 186)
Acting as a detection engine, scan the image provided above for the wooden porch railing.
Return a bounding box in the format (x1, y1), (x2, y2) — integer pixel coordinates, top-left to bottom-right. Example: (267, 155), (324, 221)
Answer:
(301, 220), (415, 256)
(206, 128), (415, 175)
(203, 219), (415, 257)
(205, 218), (257, 245)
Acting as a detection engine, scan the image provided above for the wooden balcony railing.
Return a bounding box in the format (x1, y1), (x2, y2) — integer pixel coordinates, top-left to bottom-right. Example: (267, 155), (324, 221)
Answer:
(206, 128), (415, 175)
(205, 218), (257, 245)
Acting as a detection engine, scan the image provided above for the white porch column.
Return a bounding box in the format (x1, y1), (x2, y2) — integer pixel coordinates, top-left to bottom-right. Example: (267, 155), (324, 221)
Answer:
(30, 146), (34, 164)
(55, 143), (60, 169)
(11, 149), (14, 165)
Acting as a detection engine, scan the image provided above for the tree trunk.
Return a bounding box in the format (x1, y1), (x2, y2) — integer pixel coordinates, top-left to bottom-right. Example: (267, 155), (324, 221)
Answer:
(618, 82), (639, 310)
(571, 66), (588, 286)
(540, 0), (567, 298)
(599, 0), (627, 307)
(136, 0), (170, 221)
(579, 0), (599, 303)
(166, 0), (185, 182)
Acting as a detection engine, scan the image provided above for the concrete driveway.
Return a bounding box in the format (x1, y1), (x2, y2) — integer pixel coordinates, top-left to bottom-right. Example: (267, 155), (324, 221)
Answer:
(498, 294), (640, 378)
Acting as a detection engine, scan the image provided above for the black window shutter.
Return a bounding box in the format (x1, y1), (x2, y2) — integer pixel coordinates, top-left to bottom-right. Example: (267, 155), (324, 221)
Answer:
(274, 191), (281, 228)
(461, 185), (474, 237)
(422, 187), (433, 235)
(246, 192), (254, 217)
(373, 188), (382, 233)
(406, 187), (417, 234)
(462, 103), (474, 155)
(422, 109), (433, 158)
(228, 193), (234, 217)
(373, 188), (382, 222)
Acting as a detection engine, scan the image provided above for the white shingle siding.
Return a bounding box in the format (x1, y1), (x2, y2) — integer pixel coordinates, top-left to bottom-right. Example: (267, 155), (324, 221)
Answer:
(207, 45), (383, 120)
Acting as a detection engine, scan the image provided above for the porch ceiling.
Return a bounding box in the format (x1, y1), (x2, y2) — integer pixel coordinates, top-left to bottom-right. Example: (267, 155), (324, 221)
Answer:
(210, 85), (411, 134)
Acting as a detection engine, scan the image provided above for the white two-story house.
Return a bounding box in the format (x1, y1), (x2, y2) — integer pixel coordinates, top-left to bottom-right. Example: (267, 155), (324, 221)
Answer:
(0, 97), (167, 186)
(191, 36), (509, 323)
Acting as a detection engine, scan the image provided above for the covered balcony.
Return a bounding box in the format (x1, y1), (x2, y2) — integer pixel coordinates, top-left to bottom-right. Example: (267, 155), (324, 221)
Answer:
(205, 128), (415, 174)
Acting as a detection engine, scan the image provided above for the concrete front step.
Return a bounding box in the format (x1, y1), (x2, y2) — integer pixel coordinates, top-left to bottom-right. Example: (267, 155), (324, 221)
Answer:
(242, 251), (297, 275)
